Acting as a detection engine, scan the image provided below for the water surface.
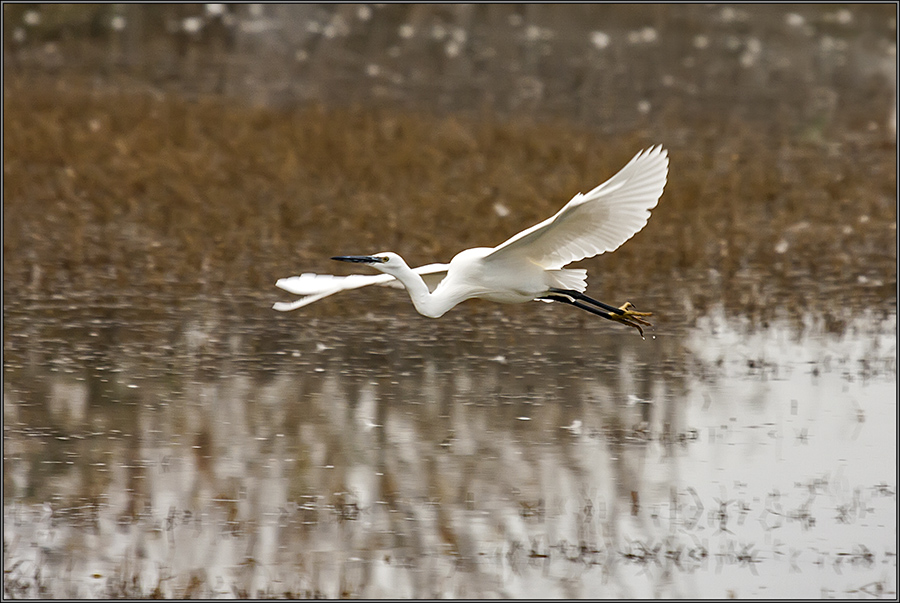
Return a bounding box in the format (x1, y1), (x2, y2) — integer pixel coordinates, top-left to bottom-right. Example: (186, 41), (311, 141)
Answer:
(3, 301), (895, 598)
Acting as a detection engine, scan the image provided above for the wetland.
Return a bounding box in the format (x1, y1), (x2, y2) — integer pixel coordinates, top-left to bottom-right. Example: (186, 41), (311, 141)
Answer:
(3, 4), (896, 599)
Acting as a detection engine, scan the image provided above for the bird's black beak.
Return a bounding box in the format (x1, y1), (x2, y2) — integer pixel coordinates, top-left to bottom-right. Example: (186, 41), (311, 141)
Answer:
(331, 255), (387, 264)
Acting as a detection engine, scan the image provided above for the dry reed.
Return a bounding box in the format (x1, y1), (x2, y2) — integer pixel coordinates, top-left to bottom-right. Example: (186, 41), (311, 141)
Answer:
(3, 74), (895, 325)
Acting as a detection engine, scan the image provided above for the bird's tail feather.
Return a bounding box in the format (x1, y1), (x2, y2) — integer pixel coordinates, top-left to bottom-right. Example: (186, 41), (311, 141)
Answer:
(547, 268), (588, 292)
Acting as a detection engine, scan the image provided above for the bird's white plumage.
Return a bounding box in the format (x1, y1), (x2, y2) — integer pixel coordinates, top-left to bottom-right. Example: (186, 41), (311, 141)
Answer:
(486, 145), (668, 269)
(273, 263), (448, 312)
(277, 273), (391, 296)
(274, 146), (668, 320)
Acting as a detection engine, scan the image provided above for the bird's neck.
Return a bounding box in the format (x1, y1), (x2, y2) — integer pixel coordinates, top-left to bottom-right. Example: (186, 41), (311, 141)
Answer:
(386, 265), (454, 318)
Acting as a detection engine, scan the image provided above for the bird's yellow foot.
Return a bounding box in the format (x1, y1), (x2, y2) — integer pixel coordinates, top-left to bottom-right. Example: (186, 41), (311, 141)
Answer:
(611, 302), (653, 336)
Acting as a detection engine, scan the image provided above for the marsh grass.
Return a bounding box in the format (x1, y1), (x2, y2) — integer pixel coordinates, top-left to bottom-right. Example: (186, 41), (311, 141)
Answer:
(3, 74), (896, 326)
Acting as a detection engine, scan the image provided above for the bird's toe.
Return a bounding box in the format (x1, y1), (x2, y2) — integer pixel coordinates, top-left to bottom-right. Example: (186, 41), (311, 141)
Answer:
(616, 302), (653, 327)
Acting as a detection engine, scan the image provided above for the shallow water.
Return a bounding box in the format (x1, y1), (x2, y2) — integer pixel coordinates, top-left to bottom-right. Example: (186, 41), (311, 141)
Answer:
(3, 301), (896, 598)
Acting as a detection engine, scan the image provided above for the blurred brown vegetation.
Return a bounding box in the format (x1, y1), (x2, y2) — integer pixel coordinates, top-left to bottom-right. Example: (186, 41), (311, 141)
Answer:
(4, 4), (897, 328)
(3, 71), (896, 324)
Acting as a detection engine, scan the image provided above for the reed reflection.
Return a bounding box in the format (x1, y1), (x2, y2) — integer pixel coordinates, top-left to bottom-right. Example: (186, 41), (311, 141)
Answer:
(3, 310), (895, 598)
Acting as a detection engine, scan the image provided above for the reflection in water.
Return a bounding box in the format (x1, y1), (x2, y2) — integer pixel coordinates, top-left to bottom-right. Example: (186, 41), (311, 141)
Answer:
(3, 306), (896, 598)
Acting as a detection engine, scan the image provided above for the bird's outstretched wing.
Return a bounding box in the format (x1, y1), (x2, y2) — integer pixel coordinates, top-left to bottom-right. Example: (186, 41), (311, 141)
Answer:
(273, 263), (448, 312)
(485, 146), (668, 269)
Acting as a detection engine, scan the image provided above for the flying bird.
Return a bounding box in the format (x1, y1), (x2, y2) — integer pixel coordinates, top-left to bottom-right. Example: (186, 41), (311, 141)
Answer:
(274, 146), (668, 336)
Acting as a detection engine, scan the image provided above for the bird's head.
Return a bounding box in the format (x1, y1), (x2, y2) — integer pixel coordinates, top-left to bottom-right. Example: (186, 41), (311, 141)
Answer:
(331, 252), (407, 273)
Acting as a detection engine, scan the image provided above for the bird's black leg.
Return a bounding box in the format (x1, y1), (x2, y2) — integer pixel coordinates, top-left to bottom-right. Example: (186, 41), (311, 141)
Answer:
(541, 294), (647, 337)
(548, 288), (627, 314)
(544, 289), (654, 336)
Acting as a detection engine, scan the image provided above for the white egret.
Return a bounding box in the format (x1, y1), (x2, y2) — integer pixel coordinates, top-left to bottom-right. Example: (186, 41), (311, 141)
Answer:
(274, 145), (668, 336)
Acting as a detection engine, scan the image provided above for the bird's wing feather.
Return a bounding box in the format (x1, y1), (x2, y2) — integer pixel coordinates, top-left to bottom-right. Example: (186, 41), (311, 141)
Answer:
(273, 263), (448, 311)
(275, 272), (395, 296)
(485, 146), (668, 269)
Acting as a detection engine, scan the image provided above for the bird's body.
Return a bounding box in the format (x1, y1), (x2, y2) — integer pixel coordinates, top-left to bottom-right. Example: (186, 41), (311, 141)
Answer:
(274, 146), (668, 335)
